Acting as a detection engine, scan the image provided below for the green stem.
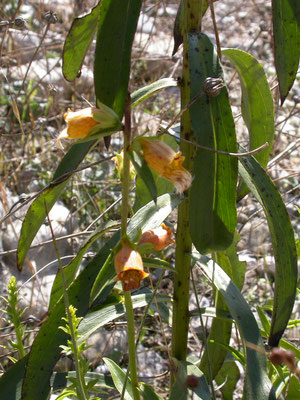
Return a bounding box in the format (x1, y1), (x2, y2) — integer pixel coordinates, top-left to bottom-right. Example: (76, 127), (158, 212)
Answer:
(120, 96), (140, 400)
(120, 97), (131, 239)
(124, 291), (140, 400)
(171, 0), (203, 386)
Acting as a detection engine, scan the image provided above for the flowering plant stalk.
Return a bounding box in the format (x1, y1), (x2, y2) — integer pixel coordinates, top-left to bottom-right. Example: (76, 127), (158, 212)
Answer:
(118, 98), (141, 400)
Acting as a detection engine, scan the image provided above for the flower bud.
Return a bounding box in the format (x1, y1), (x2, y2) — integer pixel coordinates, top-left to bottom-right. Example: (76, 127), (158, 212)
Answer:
(113, 150), (136, 181)
(114, 240), (148, 292)
(138, 223), (174, 250)
(140, 138), (192, 193)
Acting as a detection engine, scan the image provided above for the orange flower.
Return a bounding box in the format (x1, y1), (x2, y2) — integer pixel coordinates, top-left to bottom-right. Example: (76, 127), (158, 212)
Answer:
(139, 223), (174, 250)
(140, 138), (192, 193)
(57, 104), (121, 149)
(114, 240), (148, 292)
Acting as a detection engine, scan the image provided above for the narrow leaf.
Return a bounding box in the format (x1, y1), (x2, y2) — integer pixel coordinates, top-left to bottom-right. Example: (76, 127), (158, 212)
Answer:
(272, 0), (300, 104)
(193, 253), (276, 399)
(238, 154), (298, 347)
(17, 180), (69, 270)
(78, 293), (170, 343)
(62, 2), (101, 81)
(189, 32), (237, 254)
(49, 221), (117, 310)
(129, 150), (157, 204)
(103, 358), (134, 400)
(215, 359), (240, 400)
(131, 78), (177, 108)
(222, 48), (274, 199)
(17, 140), (99, 270)
(94, 0), (142, 118)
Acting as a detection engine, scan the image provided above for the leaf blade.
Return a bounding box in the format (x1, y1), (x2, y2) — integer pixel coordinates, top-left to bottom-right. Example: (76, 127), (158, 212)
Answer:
(222, 48), (274, 199)
(62, 2), (101, 81)
(189, 32), (238, 254)
(238, 154), (298, 347)
(272, 0), (300, 104)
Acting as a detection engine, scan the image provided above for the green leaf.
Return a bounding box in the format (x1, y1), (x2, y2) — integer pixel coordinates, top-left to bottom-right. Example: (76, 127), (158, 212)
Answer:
(94, 0), (142, 118)
(131, 78), (177, 108)
(272, 0), (300, 104)
(199, 235), (246, 380)
(49, 221), (117, 311)
(62, 2), (101, 81)
(17, 180), (69, 270)
(193, 253), (276, 399)
(17, 140), (99, 270)
(215, 359), (240, 400)
(0, 355), (28, 400)
(170, 359), (211, 400)
(238, 154), (298, 347)
(103, 358), (134, 400)
(129, 150), (157, 205)
(53, 141), (97, 180)
(257, 306), (271, 337)
(19, 194), (180, 400)
(142, 257), (176, 272)
(140, 383), (164, 400)
(78, 293), (171, 343)
(189, 32), (238, 254)
(222, 48), (274, 200)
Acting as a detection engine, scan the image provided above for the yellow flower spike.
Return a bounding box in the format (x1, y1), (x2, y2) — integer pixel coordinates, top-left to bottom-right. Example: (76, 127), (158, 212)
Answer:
(139, 223), (174, 250)
(114, 240), (148, 292)
(56, 104), (121, 149)
(140, 138), (192, 193)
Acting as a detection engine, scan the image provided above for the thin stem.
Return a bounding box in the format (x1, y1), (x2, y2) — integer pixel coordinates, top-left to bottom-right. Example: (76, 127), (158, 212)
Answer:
(45, 202), (87, 400)
(120, 96), (131, 238)
(124, 291), (140, 400)
(120, 95), (140, 400)
(171, 0), (196, 384)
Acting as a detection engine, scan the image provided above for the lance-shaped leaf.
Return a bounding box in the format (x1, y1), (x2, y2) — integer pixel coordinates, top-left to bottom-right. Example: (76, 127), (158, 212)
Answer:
(199, 234), (246, 380)
(272, 0), (300, 104)
(189, 32), (238, 254)
(94, 0), (142, 118)
(222, 48), (274, 200)
(193, 253), (276, 400)
(238, 154), (298, 347)
(131, 78), (177, 108)
(17, 140), (101, 270)
(63, 2), (101, 81)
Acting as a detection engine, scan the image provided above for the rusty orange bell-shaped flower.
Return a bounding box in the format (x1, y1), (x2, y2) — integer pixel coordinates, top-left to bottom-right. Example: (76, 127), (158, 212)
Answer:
(114, 240), (148, 292)
(140, 138), (192, 193)
(57, 104), (121, 149)
(138, 223), (174, 250)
